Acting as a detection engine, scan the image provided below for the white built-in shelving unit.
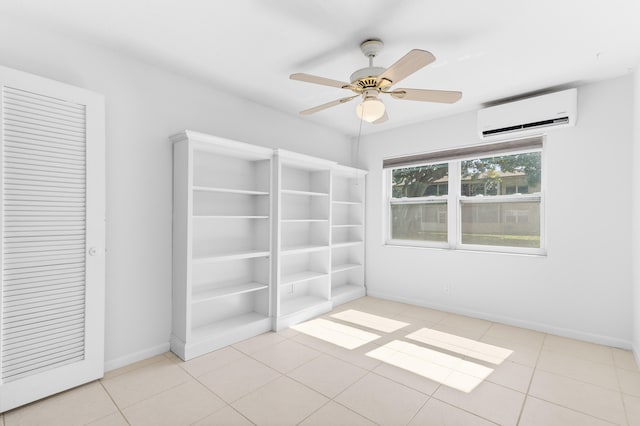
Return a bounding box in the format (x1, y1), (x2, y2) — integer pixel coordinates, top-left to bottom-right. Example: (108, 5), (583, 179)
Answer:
(171, 131), (368, 356)
(171, 131), (273, 360)
(330, 165), (367, 305)
(273, 150), (334, 330)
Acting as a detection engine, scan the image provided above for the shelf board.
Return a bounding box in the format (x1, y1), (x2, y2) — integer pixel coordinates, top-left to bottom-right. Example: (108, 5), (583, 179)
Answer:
(331, 224), (362, 228)
(332, 263), (362, 274)
(281, 244), (330, 255)
(281, 189), (329, 197)
(193, 250), (270, 263)
(332, 200), (362, 205)
(280, 271), (328, 286)
(192, 282), (268, 303)
(193, 186), (269, 196)
(331, 241), (363, 249)
(191, 312), (269, 341)
(280, 295), (329, 317)
(194, 215), (269, 219)
(281, 219), (328, 223)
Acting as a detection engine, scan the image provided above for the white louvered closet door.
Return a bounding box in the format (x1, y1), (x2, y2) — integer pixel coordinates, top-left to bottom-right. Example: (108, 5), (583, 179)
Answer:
(0, 66), (105, 412)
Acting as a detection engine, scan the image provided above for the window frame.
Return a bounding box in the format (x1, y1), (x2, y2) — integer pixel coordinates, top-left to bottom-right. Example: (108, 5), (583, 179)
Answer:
(385, 140), (546, 256)
(387, 160), (452, 249)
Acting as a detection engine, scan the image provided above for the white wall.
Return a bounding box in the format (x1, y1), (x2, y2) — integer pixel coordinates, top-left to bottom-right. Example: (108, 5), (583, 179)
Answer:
(633, 69), (640, 356)
(0, 19), (352, 370)
(359, 76), (634, 347)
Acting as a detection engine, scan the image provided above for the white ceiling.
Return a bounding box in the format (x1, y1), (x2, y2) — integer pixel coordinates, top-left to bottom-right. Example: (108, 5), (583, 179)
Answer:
(3, 0), (640, 137)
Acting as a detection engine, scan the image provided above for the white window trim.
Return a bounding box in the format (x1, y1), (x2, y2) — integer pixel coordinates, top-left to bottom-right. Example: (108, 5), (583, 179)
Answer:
(385, 142), (546, 256)
(386, 161), (452, 250)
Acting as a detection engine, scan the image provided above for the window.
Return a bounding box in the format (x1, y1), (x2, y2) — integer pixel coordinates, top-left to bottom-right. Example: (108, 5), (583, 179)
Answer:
(385, 137), (544, 254)
(390, 163), (448, 244)
(460, 152), (541, 249)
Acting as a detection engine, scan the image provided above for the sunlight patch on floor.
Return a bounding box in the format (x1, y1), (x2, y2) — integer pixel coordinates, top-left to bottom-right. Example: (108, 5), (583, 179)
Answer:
(366, 340), (494, 393)
(292, 318), (380, 349)
(330, 309), (409, 333)
(406, 328), (513, 365)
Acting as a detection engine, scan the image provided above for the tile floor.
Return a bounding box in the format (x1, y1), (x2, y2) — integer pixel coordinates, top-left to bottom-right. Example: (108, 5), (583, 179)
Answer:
(3, 296), (640, 425)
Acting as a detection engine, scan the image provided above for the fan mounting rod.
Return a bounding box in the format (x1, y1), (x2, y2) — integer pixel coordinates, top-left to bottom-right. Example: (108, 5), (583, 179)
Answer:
(350, 39), (386, 86)
(360, 39), (384, 66)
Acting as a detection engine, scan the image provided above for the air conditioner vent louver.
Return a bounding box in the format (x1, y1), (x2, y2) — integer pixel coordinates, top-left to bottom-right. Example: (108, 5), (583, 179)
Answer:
(478, 89), (577, 139)
(482, 116), (570, 136)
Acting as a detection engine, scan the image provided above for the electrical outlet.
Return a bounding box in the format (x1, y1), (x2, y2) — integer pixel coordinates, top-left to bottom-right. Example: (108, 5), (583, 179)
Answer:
(443, 283), (450, 294)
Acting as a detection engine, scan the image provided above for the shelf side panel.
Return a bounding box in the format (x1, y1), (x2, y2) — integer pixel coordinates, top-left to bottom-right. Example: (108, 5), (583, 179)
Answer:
(172, 141), (191, 343)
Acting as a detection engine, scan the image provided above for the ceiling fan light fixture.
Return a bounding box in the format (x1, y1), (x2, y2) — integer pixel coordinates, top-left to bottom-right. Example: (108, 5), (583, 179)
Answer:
(291, 38), (461, 122)
(356, 95), (385, 123)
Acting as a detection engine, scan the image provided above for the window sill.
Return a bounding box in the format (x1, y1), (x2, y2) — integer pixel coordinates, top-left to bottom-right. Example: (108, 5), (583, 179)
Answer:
(384, 240), (547, 257)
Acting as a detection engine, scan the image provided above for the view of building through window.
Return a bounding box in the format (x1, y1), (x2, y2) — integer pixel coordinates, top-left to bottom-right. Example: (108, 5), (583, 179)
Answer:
(391, 163), (448, 242)
(390, 150), (542, 251)
(460, 152), (541, 248)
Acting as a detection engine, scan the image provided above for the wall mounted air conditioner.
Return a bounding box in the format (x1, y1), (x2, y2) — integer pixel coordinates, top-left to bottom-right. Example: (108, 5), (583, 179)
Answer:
(477, 88), (577, 139)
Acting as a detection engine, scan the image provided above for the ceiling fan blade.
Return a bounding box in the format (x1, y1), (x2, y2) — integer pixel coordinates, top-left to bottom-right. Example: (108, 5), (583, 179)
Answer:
(389, 88), (462, 103)
(377, 49), (435, 87)
(372, 110), (388, 124)
(290, 73), (352, 89)
(300, 95), (358, 115)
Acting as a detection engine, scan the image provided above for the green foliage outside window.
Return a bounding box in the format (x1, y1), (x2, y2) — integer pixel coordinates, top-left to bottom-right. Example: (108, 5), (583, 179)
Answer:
(392, 163), (448, 198)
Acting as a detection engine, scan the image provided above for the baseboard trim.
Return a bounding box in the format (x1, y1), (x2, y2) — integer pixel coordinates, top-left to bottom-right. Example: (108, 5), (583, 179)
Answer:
(104, 342), (170, 372)
(633, 343), (640, 368)
(366, 290), (632, 350)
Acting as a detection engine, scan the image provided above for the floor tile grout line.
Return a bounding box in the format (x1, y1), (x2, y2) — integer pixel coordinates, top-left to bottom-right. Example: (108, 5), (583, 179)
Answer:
(176, 337), (337, 421)
(195, 358), (283, 406)
(97, 379), (132, 426)
(524, 333), (627, 425)
(533, 360), (625, 394)
(611, 348), (640, 373)
(541, 346), (624, 369)
(176, 359), (240, 409)
(104, 369), (198, 413)
(366, 367), (436, 398)
(294, 399), (332, 426)
(612, 353), (633, 426)
(243, 337), (325, 376)
(404, 396), (431, 425)
(327, 398), (383, 426)
(426, 396), (502, 426)
(324, 367), (371, 401)
(525, 394), (625, 425)
(287, 334), (383, 371)
(175, 350), (275, 424)
(237, 350), (379, 425)
(324, 373), (386, 426)
(188, 403), (256, 426)
(515, 331), (547, 425)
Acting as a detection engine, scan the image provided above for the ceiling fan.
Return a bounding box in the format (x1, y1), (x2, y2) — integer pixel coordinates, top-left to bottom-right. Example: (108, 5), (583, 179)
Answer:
(290, 39), (462, 124)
